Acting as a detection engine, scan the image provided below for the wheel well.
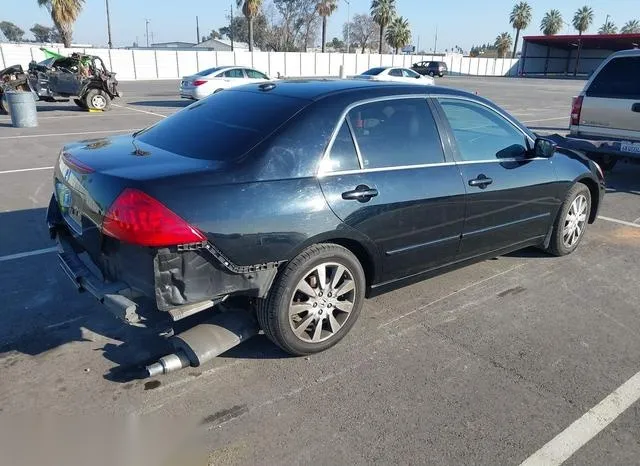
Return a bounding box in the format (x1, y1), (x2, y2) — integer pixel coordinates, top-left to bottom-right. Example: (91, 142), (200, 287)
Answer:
(577, 178), (599, 223)
(323, 238), (375, 288)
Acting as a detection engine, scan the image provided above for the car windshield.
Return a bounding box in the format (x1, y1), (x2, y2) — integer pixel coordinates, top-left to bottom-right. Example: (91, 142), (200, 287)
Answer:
(136, 90), (309, 160)
(195, 67), (222, 76)
(361, 68), (386, 76)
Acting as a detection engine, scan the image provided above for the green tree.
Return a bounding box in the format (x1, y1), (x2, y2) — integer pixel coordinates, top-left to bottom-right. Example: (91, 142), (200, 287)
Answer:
(316, 0), (338, 53)
(509, 1), (532, 58)
(30, 23), (54, 42)
(385, 16), (410, 54)
(0, 21), (25, 42)
(573, 6), (594, 36)
(540, 9), (563, 36)
(599, 20), (617, 34)
(37, 0), (84, 48)
(236, 0), (263, 51)
(328, 36), (345, 51)
(495, 32), (513, 58)
(620, 20), (640, 34)
(370, 0), (396, 54)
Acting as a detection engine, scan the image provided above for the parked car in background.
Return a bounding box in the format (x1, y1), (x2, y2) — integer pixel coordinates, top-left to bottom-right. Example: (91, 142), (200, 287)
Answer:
(179, 66), (270, 100)
(567, 49), (640, 171)
(412, 61), (448, 77)
(355, 67), (434, 85)
(48, 79), (603, 365)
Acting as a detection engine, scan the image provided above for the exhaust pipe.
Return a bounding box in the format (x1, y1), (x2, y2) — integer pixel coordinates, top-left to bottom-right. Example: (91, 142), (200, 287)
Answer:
(145, 309), (258, 377)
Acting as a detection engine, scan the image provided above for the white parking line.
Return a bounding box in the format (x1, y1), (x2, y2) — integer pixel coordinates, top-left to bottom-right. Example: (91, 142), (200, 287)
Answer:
(520, 370), (640, 466)
(0, 247), (57, 263)
(0, 129), (135, 140)
(599, 216), (640, 228)
(113, 104), (167, 118)
(0, 166), (54, 175)
(522, 116), (569, 124)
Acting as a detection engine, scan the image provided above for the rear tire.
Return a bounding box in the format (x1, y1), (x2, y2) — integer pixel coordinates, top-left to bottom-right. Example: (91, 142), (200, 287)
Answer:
(83, 88), (111, 111)
(257, 244), (365, 356)
(547, 183), (591, 256)
(0, 93), (8, 115)
(74, 98), (87, 109)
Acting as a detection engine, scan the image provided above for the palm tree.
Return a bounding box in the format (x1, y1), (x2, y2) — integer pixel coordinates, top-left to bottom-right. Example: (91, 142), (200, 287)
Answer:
(621, 20), (640, 34)
(509, 2), (532, 58)
(37, 0), (84, 48)
(316, 0), (338, 53)
(540, 9), (563, 36)
(495, 32), (513, 58)
(385, 16), (410, 54)
(573, 6), (594, 36)
(599, 20), (618, 35)
(371, 0), (397, 54)
(236, 0), (263, 51)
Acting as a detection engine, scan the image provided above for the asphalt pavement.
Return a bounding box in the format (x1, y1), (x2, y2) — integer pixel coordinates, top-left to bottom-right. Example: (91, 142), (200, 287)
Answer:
(0, 77), (639, 465)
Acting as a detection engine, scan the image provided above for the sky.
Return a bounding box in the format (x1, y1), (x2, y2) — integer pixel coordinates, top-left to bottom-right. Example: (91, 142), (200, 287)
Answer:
(3, 0), (639, 51)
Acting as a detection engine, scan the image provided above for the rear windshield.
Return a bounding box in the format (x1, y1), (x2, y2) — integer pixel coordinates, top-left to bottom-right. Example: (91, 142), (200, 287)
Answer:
(136, 90), (308, 160)
(195, 67), (221, 76)
(362, 67), (385, 76)
(587, 57), (640, 99)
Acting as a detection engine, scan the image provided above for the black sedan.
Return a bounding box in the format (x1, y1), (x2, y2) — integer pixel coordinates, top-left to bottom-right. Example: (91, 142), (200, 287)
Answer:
(48, 79), (605, 360)
(413, 61), (448, 77)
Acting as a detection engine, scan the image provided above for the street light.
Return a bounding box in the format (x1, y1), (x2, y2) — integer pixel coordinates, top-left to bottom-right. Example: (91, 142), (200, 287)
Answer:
(343, 0), (350, 53)
(145, 19), (150, 47)
(105, 0), (113, 48)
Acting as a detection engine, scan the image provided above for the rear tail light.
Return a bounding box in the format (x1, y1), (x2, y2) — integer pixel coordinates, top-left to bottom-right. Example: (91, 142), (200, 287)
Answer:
(570, 95), (583, 126)
(192, 80), (207, 86)
(102, 188), (205, 247)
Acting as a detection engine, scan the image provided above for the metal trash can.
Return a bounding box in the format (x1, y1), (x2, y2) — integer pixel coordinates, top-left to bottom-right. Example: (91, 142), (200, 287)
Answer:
(7, 91), (38, 128)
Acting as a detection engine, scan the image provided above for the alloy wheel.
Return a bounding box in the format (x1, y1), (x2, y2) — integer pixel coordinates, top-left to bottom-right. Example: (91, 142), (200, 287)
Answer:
(91, 94), (107, 109)
(288, 262), (356, 343)
(563, 194), (588, 248)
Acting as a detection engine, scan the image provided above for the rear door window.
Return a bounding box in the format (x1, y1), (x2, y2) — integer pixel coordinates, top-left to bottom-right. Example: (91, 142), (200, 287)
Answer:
(347, 98), (445, 168)
(245, 69), (268, 79)
(587, 57), (640, 99)
(388, 69), (403, 77)
(136, 90), (308, 160)
(224, 68), (245, 78)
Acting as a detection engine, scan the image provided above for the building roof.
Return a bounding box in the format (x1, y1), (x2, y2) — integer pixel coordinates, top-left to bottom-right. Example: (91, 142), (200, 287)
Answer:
(151, 41), (196, 47)
(523, 33), (640, 50)
(194, 38), (252, 50)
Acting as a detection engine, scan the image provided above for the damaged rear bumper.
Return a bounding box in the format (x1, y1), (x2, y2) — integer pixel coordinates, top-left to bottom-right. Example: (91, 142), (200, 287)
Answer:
(47, 196), (281, 324)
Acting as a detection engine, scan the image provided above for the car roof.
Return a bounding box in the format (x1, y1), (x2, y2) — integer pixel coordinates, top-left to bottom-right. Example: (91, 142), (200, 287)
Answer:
(609, 48), (640, 58)
(230, 78), (473, 101)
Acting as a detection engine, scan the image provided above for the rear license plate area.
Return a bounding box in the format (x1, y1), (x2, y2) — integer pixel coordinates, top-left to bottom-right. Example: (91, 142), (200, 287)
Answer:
(55, 181), (83, 233)
(620, 142), (640, 154)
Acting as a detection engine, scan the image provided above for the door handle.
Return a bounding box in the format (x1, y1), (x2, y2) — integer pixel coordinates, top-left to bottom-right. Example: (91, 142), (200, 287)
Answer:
(468, 174), (493, 189)
(342, 185), (379, 202)
(632, 103), (640, 113)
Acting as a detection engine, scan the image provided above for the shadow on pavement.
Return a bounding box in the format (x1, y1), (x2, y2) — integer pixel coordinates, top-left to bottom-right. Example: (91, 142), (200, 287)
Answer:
(129, 100), (190, 108)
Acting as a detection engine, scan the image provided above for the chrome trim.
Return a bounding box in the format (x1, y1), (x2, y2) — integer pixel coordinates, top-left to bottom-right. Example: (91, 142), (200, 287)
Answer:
(345, 118), (364, 170)
(463, 212), (551, 238)
(386, 234), (461, 256)
(317, 161), (458, 178)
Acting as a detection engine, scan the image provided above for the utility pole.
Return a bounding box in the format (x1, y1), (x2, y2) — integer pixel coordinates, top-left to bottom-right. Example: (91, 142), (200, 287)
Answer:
(344, 0), (351, 53)
(145, 19), (150, 47)
(230, 4), (234, 51)
(417, 35), (420, 53)
(433, 25), (438, 54)
(105, 0), (113, 48)
(196, 16), (200, 44)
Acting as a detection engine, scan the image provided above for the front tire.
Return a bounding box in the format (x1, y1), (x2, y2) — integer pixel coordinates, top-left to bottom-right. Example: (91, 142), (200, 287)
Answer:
(547, 183), (591, 256)
(257, 244), (365, 356)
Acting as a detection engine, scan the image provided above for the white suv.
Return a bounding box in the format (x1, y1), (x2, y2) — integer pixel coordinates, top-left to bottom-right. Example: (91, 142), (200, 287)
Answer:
(568, 49), (640, 170)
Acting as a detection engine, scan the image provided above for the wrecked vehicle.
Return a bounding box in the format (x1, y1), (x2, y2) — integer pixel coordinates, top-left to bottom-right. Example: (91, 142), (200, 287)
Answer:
(0, 49), (120, 113)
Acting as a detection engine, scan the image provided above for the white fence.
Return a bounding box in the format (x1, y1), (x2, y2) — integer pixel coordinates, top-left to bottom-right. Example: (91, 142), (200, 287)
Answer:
(0, 44), (521, 81)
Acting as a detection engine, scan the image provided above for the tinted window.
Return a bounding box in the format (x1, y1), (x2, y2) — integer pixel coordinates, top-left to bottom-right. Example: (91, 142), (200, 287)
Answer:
(224, 69), (245, 78)
(388, 69), (403, 77)
(246, 69), (267, 79)
(347, 98), (445, 169)
(362, 67), (385, 76)
(136, 91), (307, 160)
(322, 122), (360, 172)
(587, 57), (640, 99)
(196, 67), (221, 76)
(439, 98), (527, 161)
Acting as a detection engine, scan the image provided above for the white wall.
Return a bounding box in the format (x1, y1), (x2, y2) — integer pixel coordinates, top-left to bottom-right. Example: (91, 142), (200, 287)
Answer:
(0, 44), (524, 80)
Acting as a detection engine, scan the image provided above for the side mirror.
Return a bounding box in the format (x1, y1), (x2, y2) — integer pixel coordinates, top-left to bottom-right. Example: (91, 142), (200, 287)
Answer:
(533, 137), (557, 158)
(415, 75), (421, 79)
